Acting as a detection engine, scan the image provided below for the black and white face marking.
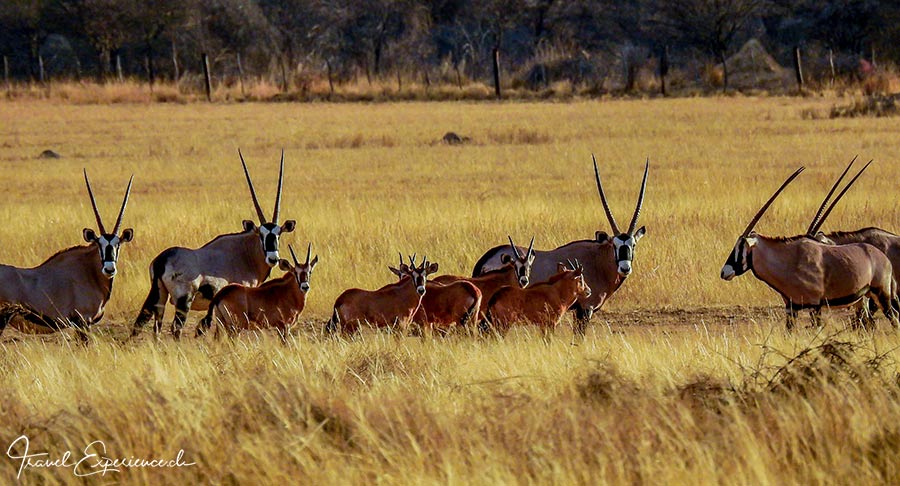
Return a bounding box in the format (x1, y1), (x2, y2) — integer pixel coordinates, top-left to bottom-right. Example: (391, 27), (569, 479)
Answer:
(612, 227), (645, 277)
(296, 255), (318, 293)
(84, 228), (133, 278)
(721, 236), (756, 281)
(248, 219), (296, 267)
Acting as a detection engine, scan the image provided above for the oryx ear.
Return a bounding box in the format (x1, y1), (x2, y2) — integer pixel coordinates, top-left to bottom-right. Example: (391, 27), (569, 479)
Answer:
(278, 259), (292, 271)
(427, 262), (439, 275)
(120, 228), (134, 243)
(399, 263), (410, 273)
(83, 228), (97, 242)
(557, 262), (567, 273)
(310, 255), (319, 269)
(242, 220), (257, 232)
(595, 231), (610, 243)
(389, 266), (402, 277)
(632, 226), (646, 243)
(500, 254), (513, 264)
(281, 220), (296, 233)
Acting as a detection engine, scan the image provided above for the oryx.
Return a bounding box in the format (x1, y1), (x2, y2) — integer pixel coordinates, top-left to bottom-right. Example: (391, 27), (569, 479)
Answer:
(472, 155), (648, 335)
(806, 157), (900, 327)
(131, 150), (296, 339)
(0, 170), (134, 342)
(720, 166), (899, 330)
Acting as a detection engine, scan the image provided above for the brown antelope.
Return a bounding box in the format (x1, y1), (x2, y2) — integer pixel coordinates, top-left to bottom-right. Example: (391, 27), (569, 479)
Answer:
(326, 255), (436, 335)
(196, 244), (318, 342)
(131, 150), (296, 339)
(0, 170), (134, 342)
(434, 236), (534, 316)
(720, 167), (900, 330)
(473, 156), (648, 335)
(484, 259), (592, 335)
(388, 255), (482, 334)
(805, 157), (900, 328)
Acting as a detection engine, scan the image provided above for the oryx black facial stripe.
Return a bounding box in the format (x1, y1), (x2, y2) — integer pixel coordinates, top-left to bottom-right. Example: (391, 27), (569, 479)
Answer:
(617, 244), (633, 262)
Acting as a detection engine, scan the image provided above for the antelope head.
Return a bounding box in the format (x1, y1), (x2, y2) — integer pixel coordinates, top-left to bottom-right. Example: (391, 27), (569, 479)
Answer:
(279, 243), (319, 293)
(389, 254), (438, 296)
(806, 156), (872, 244)
(593, 155), (649, 277)
(502, 235), (535, 287)
(558, 258), (592, 298)
(721, 167), (805, 281)
(83, 170), (135, 278)
(240, 149), (297, 266)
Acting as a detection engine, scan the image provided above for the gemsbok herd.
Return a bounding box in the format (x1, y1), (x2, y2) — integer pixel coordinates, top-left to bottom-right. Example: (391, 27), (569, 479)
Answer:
(1, 152), (898, 343)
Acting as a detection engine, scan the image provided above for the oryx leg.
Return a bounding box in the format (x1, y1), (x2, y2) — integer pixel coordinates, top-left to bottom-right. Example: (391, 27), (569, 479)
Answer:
(870, 285), (900, 329)
(784, 304), (798, 331)
(573, 304), (594, 337)
(172, 294), (194, 340)
(809, 307), (823, 329)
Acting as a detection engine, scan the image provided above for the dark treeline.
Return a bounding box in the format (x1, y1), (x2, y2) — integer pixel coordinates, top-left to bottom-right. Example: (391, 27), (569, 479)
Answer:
(1, 0), (899, 94)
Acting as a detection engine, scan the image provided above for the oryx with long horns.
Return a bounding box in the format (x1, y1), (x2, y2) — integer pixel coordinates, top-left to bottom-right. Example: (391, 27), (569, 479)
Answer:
(0, 170), (134, 342)
(131, 150), (296, 339)
(472, 156), (648, 335)
(720, 166), (899, 330)
(806, 157), (900, 328)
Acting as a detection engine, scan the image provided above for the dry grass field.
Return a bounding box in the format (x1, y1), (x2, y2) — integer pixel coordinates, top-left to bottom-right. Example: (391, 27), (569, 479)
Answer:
(1, 96), (900, 484)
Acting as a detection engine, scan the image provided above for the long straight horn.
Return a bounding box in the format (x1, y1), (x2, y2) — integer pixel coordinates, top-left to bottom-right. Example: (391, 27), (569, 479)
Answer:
(811, 159), (873, 234)
(593, 154), (621, 235)
(806, 155), (857, 235)
(273, 149), (285, 224)
(112, 174), (134, 235)
(627, 158), (650, 235)
(306, 242), (312, 265)
(83, 169), (106, 234)
(239, 149), (267, 224)
(288, 244), (299, 265)
(741, 167), (805, 237)
(508, 235), (524, 259)
(526, 236), (535, 258)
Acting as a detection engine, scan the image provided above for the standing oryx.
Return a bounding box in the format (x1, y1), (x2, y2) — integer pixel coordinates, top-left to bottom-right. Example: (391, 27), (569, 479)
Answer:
(720, 167), (900, 330)
(0, 170), (134, 342)
(805, 157), (900, 327)
(472, 156), (648, 335)
(131, 150), (296, 339)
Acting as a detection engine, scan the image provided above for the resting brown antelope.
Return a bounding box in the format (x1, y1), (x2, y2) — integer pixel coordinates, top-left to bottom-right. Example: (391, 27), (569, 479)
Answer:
(720, 166), (900, 330)
(473, 156), (648, 335)
(131, 150), (296, 339)
(196, 244), (318, 342)
(388, 255), (482, 334)
(484, 260), (592, 335)
(805, 157), (900, 328)
(0, 170), (134, 342)
(434, 236), (534, 317)
(326, 255), (436, 335)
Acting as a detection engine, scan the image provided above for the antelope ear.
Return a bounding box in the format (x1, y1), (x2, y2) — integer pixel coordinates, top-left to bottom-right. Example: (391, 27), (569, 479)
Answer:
(632, 226), (646, 243)
(399, 263), (410, 273)
(310, 255), (319, 269)
(278, 259), (292, 271)
(83, 228), (97, 242)
(388, 266), (402, 277)
(500, 253), (513, 264)
(427, 262), (439, 274)
(595, 231), (610, 243)
(120, 228), (134, 243)
(242, 220), (257, 232)
(557, 262), (567, 273)
(281, 220), (296, 233)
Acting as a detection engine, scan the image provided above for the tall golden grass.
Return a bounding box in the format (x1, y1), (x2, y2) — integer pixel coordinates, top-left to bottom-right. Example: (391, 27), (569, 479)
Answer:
(1, 97), (900, 484)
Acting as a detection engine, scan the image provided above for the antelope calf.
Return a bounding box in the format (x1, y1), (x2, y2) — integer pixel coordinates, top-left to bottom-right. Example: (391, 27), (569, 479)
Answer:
(434, 236), (534, 317)
(326, 255), (435, 335)
(389, 255), (482, 334)
(721, 166), (900, 330)
(197, 244), (318, 342)
(485, 260), (592, 335)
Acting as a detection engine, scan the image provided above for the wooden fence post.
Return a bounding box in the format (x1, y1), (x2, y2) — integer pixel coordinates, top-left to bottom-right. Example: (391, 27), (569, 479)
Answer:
(236, 52), (245, 97)
(659, 45), (669, 97)
(492, 47), (501, 99)
(202, 53), (212, 101)
(793, 46), (804, 94)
